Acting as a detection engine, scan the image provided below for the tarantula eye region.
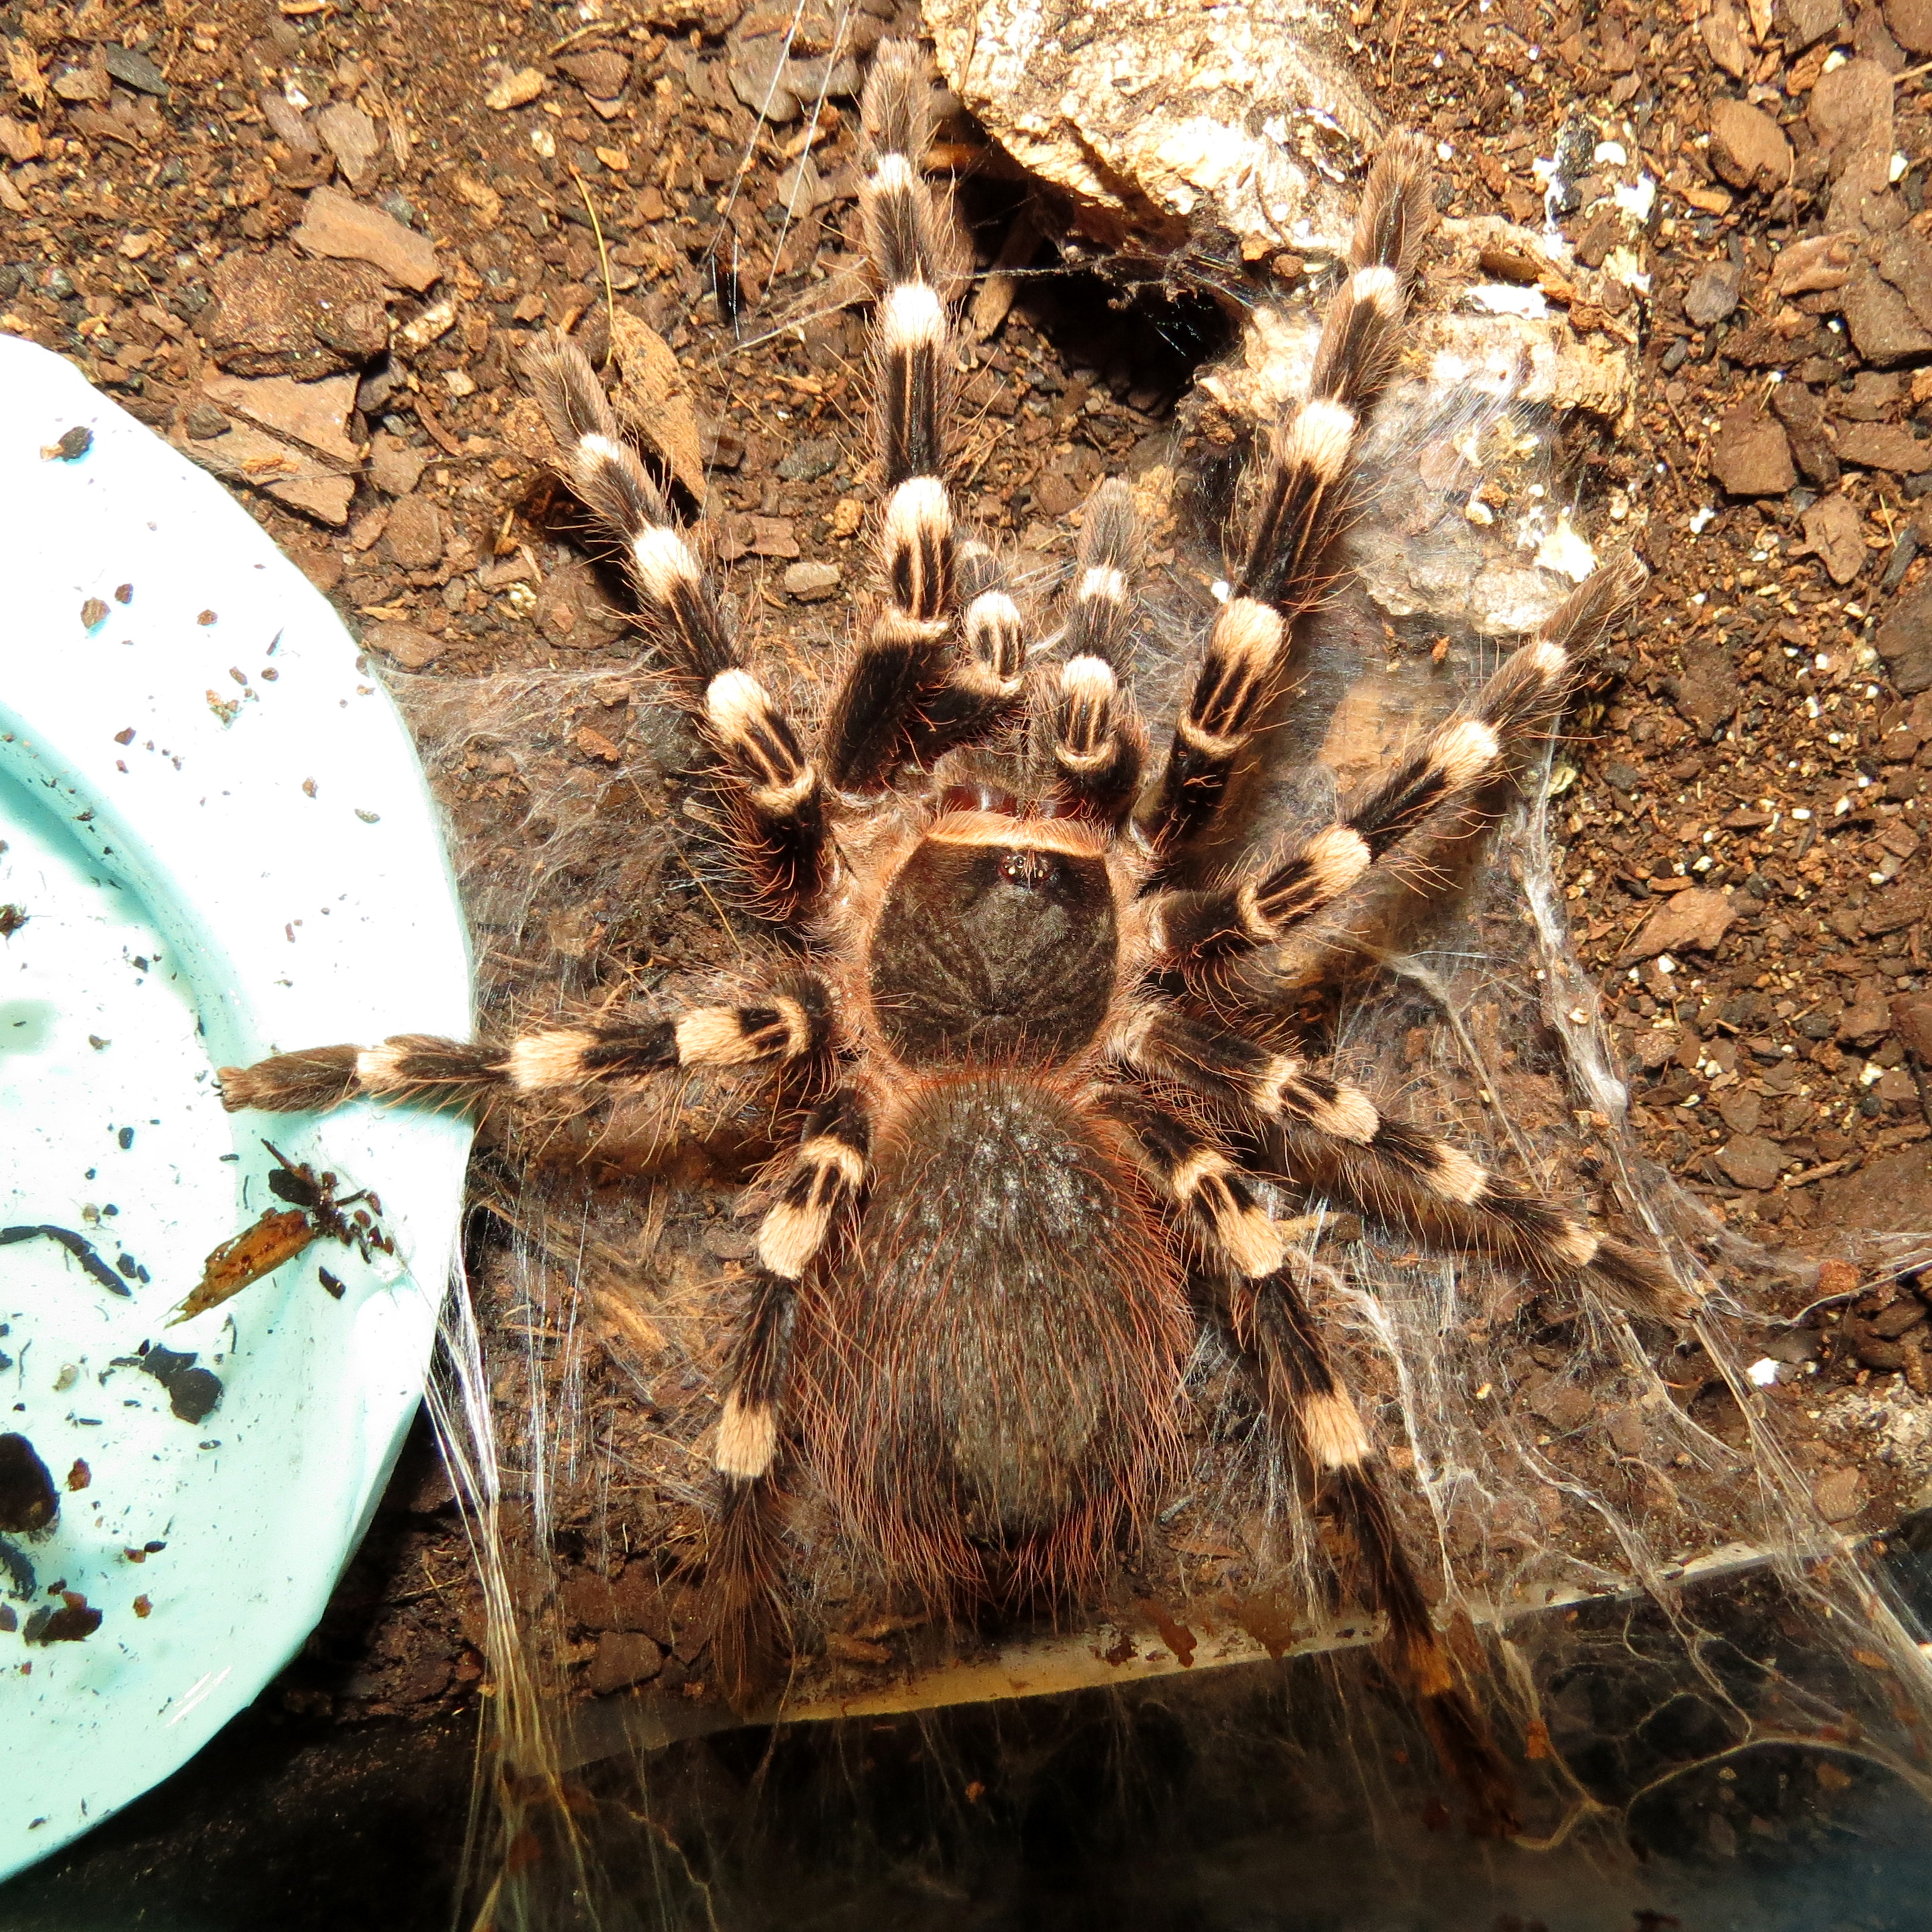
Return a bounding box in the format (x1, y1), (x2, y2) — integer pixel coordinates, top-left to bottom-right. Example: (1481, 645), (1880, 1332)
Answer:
(997, 848), (1063, 891)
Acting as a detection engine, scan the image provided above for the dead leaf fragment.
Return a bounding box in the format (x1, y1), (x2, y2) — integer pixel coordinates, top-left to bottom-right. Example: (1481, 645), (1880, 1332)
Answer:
(170, 1208), (317, 1324)
(1619, 887), (1739, 964)
(608, 311), (706, 507)
(5, 36), (47, 109)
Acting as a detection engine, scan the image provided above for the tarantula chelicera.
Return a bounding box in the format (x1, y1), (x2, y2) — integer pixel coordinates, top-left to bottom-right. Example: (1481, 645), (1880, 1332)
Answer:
(219, 43), (1692, 1831)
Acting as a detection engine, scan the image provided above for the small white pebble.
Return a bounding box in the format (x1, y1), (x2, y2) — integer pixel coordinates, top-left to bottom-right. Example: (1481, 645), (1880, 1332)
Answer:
(1747, 1358), (1779, 1389)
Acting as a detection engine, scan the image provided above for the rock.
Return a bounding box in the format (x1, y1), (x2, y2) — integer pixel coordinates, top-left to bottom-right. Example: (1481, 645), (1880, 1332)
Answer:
(924, 0), (1371, 263)
(1605, 1404), (1649, 1456)
(1809, 57), (1893, 162)
(203, 250), (389, 378)
(184, 403), (229, 439)
(199, 369), (361, 464)
(727, 8), (862, 127)
(1674, 644), (1741, 733)
(1770, 230), (1858, 297)
(382, 494), (445, 570)
(260, 86), (317, 153)
(1710, 405), (1796, 495)
(557, 49), (631, 97)
(1522, 1376), (1593, 1432)
(1875, 584), (1932, 694)
(1717, 1134), (1787, 1189)
(1819, 1145), (1932, 1232)
(1813, 1466), (1864, 1523)
(315, 102), (382, 189)
(484, 65), (546, 110)
(1837, 370), (1903, 418)
(1872, 227), (1932, 327)
(1862, 885), (1928, 936)
(1888, 0), (1932, 50)
(1709, 99), (1793, 192)
(1892, 989), (1932, 1059)
(776, 435), (842, 482)
(103, 44), (168, 97)
(1684, 260), (1743, 325)
(1843, 263), (1932, 363)
(783, 560), (841, 600)
(52, 63), (109, 104)
(367, 429), (429, 496)
(1835, 422), (1929, 471)
(1787, 0), (1846, 46)
(1620, 887), (1739, 963)
(1802, 494), (1867, 582)
(1838, 987), (1894, 1046)
(749, 515), (800, 559)
(292, 185), (441, 292)
(363, 621), (442, 670)
(0, 113), (41, 163)
(177, 417), (356, 525)
(559, 1562), (673, 1642)
(1772, 382), (1841, 485)
(1717, 1088), (1763, 1136)
(585, 1631), (663, 1696)
(1701, 1), (1753, 75)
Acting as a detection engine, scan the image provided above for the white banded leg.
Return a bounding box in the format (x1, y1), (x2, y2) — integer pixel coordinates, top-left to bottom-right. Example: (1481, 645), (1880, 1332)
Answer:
(218, 982), (835, 1116)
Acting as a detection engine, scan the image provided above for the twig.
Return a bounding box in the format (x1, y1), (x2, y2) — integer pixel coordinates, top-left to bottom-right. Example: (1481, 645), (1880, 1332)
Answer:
(547, 17), (628, 56)
(569, 162), (620, 371)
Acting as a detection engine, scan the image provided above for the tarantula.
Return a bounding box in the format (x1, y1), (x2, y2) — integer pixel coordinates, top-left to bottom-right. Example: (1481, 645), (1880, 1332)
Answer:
(219, 42), (1690, 1831)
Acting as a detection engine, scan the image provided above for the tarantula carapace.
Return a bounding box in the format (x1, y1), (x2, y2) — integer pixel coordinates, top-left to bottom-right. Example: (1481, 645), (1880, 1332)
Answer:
(219, 42), (1690, 1831)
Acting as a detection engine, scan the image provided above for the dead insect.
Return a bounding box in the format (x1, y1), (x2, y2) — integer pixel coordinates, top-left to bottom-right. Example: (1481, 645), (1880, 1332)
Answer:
(170, 1141), (392, 1324)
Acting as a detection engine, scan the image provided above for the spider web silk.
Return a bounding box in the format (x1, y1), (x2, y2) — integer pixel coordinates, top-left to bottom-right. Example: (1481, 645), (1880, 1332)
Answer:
(366, 172), (1932, 1932)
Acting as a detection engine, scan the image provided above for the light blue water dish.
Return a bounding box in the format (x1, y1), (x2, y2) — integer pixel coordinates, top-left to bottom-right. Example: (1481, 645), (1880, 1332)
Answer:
(0, 337), (472, 1879)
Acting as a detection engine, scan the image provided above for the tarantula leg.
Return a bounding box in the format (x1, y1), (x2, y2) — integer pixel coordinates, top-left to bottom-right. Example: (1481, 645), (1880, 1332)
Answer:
(821, 41), (967, 792)
(525, 336), (828, 920)
(1108, 1091), (1519, 1836)
(906, 535), (1028, 763)
(708, 1087), (870, 1707)
(1243, 1279), (1521, 1838)
(1269, 1118), (1697, 1323)
(1044, 478), (1147, 824)
(1110, 1006), (1692, 1320)
(1138, 134), (1434, 858)
(1146, 555), (1649, 978)
(714, 1086), (869, 1481)
(217, 981), (835, 1114)
(1110, 1004), (1380, 1144)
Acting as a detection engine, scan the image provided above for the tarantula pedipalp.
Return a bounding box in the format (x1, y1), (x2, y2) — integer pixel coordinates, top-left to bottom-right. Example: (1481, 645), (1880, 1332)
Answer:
(217, 42), (1688, 1831)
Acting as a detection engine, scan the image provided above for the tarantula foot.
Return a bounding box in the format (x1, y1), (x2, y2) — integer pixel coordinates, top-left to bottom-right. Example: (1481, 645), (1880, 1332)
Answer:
(217, 1044), (363, 1114)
